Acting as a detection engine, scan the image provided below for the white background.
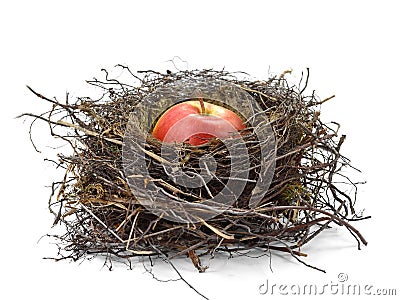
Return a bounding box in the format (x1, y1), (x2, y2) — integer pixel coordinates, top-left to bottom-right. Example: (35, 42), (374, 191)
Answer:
(1, 0), (399, 299)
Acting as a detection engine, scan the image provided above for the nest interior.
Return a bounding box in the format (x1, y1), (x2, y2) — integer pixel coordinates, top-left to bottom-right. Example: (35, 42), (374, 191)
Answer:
(23, 67), (367, 272)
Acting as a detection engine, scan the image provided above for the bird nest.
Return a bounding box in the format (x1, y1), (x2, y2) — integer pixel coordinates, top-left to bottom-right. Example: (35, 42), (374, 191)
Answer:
(23, 66), (367, 272)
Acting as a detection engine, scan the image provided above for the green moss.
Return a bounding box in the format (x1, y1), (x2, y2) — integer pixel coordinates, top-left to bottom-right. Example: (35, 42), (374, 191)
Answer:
(281, 182), (310, 204)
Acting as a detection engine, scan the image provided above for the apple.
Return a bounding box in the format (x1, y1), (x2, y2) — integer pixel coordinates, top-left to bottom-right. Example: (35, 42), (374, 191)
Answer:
(152, 98), (246, 146)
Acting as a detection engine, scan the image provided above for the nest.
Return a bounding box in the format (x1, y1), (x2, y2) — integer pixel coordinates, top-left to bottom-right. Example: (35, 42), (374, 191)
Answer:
(23, 66), (367, 272)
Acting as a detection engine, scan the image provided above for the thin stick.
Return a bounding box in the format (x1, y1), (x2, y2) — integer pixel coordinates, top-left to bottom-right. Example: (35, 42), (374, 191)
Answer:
(80, 203), (124, 243)
(258, 205), (367, 246)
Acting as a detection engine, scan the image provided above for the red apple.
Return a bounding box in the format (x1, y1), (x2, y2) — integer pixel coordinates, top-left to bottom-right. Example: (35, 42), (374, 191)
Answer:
(152, 99), (246, 146)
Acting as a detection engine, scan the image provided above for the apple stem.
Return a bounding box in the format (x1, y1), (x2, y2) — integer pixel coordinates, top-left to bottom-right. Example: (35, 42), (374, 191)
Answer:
(198, 97), (206, 114)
